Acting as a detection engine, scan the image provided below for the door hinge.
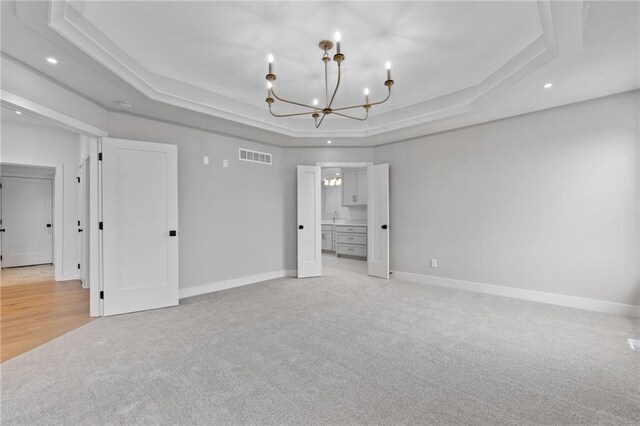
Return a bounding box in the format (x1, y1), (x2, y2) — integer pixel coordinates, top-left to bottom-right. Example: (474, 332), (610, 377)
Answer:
(99, 291), (104, 299)
(77, 263), (81, 270)
(99, 222), (103, 230)
(0, 255), (3, 261)
(98, 152), (103, 161)
(76, 176), (80, 183)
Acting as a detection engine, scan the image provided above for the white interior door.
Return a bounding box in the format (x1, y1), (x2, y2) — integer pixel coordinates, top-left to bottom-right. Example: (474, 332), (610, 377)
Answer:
(1, 177), (53, 267)
(297, 165), (321, 278)
(102, 138), (179, 316)
(367, 163), (389, 279)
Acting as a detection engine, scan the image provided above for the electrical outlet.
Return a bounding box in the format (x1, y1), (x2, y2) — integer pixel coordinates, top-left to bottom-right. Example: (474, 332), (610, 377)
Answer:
(430, 259), (438, 268)
(223, 159), (228, 168)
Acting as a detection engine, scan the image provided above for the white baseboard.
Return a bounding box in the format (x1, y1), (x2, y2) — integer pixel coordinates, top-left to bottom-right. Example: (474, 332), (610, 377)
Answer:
(392, 271), (640, 318)
(179, 269), (297, 299)
(61, 273), (80, 281)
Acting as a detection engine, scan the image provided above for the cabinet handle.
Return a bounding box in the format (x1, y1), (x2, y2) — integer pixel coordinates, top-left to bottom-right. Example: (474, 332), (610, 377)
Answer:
(298, 225), (304, 230)
(381, 224), (388, 230)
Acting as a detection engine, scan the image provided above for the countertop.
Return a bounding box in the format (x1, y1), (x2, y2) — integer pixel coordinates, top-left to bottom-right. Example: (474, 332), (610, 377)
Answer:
(321, 221), (367, 226)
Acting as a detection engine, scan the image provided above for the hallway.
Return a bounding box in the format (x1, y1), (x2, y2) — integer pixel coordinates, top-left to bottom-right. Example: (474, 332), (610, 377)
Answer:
(1, 265), (92, 362)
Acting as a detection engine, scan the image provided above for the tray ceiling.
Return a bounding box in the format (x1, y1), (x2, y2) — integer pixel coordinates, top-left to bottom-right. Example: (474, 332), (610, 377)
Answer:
(47, 0), (579, 138)
(3, 1), (638, 146)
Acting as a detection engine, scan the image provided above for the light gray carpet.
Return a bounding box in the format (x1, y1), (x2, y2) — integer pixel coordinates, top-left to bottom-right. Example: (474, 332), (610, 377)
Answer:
(2, 273), (639, 425)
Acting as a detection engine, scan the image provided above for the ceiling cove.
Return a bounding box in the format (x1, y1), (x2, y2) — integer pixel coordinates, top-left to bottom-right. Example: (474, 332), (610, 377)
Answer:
(41, 0), (584, 139)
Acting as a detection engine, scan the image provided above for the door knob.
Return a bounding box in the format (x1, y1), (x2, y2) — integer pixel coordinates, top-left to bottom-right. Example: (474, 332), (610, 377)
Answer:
(78, 229), (84, 233)
(169, 230), (177, 237)
(46, 224), (52, 228)
(381, 224), (388, 229)
(0, 228), (4, 232)
(298, 225), (304, 230)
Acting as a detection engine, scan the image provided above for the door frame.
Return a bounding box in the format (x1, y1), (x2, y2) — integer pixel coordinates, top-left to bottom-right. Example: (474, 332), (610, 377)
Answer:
(0, 161), (62, 279)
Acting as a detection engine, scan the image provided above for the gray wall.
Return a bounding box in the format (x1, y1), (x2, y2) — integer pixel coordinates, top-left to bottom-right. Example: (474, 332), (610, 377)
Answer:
(281, 148), (373, 270)
(374, 91), (640, 306)
(108, 113), (286, 289)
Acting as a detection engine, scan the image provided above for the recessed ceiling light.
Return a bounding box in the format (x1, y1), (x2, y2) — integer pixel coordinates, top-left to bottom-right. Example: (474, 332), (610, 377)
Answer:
(327, 140), (332, 144)
(46, 57), (58, 65)
(543, 82), (553, 89)
(116, 101), (133, 110)
(15, 111), (22, 115)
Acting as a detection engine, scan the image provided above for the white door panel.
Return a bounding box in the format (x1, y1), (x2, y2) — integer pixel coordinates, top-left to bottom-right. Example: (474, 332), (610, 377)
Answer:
(367, 164), (389, 279)
(1, 177), (53, 267)
(297, 165), (321, 278)
(102, 138), (178, 316)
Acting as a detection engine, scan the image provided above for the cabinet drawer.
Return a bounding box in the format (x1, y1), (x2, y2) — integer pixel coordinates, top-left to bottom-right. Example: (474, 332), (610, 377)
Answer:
(335, 225), (366, 234)
(337, 244), (367, 257)
(336, 233), (366, 245)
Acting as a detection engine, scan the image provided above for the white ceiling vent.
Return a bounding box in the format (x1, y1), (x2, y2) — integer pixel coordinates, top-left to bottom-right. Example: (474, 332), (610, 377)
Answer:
(239, 148), (272, 165)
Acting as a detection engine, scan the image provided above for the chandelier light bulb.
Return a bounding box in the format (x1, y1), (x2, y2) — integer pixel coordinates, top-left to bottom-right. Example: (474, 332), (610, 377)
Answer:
(336, 177), (342, 185)
(385, 61), (391, 70)
(334, 32), (341, 42)
(363, 88), (370, 96)
(312, 98), (319, 106)
(266, 81), (273, 89)
(267, 54), (274, 74)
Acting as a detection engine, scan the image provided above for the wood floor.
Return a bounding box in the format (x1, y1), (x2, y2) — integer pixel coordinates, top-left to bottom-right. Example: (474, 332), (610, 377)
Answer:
(1, 265), (92, 363)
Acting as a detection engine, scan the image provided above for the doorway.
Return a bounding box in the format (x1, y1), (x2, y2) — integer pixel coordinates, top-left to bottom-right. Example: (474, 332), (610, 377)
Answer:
(320, 166), (369, 276)
(296, 162), (389, 279)
(0, 165), (54, 269)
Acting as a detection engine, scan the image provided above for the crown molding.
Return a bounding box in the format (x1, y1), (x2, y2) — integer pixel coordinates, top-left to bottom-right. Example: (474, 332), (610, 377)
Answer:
(38, 0), (584, 139)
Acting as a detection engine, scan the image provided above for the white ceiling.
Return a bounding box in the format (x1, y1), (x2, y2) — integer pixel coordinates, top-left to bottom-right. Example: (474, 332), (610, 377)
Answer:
(1, 1), (638, 147)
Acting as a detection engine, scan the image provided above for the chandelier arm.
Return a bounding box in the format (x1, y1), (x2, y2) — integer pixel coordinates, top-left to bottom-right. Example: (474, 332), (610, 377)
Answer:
(333, 110), (369, 121)
(314, 114), (327, 129)
(331, 88), (392, 114)
(327, 63), (342, 109)
(268, 106), (318, 118)
(271, 88), (317, 110)
(324, 60), (329, 107)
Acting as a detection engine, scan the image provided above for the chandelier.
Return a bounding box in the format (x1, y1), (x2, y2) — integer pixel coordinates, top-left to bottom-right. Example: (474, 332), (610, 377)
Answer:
(264, 32), (394, 128)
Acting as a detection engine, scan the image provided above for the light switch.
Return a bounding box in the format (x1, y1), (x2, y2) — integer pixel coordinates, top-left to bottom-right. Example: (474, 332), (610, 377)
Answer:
(223, 159), (228, 168)
(203, 156), (209, 165)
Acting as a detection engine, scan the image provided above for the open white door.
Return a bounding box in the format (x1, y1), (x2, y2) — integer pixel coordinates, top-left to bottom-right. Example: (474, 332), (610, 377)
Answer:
(367, 163), (389, 279)
(297, 165), (321, 278)
(1, 177), (53, 267)
(101, 138), (179, 316)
